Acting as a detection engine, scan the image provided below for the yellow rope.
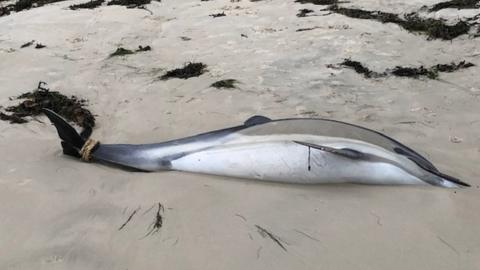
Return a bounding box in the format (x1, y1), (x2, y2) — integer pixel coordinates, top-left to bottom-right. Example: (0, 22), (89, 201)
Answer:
(79, 138), (99, 162)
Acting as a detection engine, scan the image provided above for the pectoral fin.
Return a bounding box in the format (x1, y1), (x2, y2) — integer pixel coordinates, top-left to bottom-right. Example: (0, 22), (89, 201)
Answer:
(293, 141), (364, 159)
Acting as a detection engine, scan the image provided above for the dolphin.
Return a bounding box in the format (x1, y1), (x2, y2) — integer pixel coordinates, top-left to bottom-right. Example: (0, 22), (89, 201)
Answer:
(42, 109), (469, 188)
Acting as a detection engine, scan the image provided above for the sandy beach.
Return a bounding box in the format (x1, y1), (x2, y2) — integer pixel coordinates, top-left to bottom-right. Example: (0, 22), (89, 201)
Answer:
(1, 0), (480, 269)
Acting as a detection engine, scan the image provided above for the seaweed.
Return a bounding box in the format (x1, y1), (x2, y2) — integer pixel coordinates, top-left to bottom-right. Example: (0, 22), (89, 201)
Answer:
(160, 62), (207, 80)
(255, 225), (288, 252)
(69, 0), (104, 10)
(106, 0), (150, 8)
(109, 45), (151, 57)
(0, 5), (11, 17)
(144, 203), (164, 237)
(337, 59), (475, 79)
(14, 0), (65, 12)
(390, 66), (438, 79)
(295, 0), (339, 4)
(340, 59), (384, 78)
(35, 43), (46, 49)
(294, 0), (476, 40)
(297, 8), (313, 17)
(20, 40), (35, 48)
(210, 11), (225, 18)
(0, 82), (95, 130)
(429, 0), (480, 12)
(118, 207), (139, 231)
(211, 79), (238, 89)
(329, 6), (471, 40)
(391, 61), (475, 78)
(296, 26), (320, 32)
(110, 47), (134, 57)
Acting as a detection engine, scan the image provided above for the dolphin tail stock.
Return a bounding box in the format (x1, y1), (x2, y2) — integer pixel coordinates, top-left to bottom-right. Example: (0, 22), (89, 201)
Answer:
(42, 108), (95, 159)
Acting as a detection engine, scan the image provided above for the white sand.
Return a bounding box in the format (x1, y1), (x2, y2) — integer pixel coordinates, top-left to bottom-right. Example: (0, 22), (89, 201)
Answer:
(1, 0), (479, 269)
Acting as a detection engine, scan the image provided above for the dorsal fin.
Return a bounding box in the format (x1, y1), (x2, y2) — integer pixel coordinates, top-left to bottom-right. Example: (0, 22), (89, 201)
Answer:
(244, 115), (272, 126)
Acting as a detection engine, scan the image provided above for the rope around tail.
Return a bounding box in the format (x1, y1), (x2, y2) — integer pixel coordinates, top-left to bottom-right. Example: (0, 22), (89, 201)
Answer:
(79, 138), (99, 162)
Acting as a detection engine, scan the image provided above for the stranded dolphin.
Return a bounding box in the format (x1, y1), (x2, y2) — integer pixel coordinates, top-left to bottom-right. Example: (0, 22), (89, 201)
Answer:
(42, 109), (469, 188)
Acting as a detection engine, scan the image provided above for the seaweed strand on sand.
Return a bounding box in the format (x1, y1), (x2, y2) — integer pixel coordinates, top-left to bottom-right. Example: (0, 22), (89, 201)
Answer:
(337, 59), (475, 79)
(69, 0), (105, 10)
(160, 62), (207, 80)
(295, 1), (478, 40)
(0, 82), (95, 131)
(109, 45), (151, 57)
(428, 0), (480, 12)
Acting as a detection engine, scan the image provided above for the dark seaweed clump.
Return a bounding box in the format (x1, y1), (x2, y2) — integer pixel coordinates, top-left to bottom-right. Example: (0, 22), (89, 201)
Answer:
(20, 40), (35, 48)
(69, 0), (104, 10)
(429, 0), (480, 12)
(109, 45), (151, 57)
(295, 0), (339, 4)
(210, 11), (225, 18)
(297, 8), (313, 17)
(340, 59), (384, 78)
(14, 0), (64, 12)
(106, 0), (150, 8)
(391, 60), (475, 78)
(338, 59), (475, 79)
(160, 62), (207, 80)
(211, 79), (238, 89)
(329, 6), (471, 40)
(35, 43), (46, 49)
(0, 82), (95, 129)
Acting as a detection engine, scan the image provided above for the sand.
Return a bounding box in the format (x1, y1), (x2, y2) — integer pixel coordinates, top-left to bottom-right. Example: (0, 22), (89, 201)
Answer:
(1, 0), (479, 269)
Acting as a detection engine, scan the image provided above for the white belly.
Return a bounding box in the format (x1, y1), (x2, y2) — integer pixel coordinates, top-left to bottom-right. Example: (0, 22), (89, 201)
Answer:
(170, 140), (425, 185)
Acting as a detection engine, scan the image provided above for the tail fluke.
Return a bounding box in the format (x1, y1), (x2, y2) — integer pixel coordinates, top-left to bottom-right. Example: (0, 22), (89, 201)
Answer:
(43, 108), (86, 158)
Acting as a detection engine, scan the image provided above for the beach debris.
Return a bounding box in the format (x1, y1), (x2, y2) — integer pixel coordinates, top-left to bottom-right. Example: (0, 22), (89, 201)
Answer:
(109, 45), (151, 57)
(144, 203), (164, 237)
(295, 1), (479, 40)
(0, 82), (95, 130)
(337, 59), (475, 79)
(211, 79), (238, 89)
(13, 0), (65, 12)
(330, 6), (471, 40)
(296, 26), (321, 32)
(160, 62), (207, 80)
(69, 0), (104, 10)
(20, 40), (35, 48)
(340, 59), (384, 78)
(210, 11), (226, 18)
(297, 8), (313, 17)
(35, 43), (46, 49)
(449, 136), (463, 143)
(255, 225), (288, 251)
(428, 0), (480, 12)
(118, 207), (140, 230)
(106, 0), (151, 9)
(180, 36), (191, 41)
(295, 0), (339, 4)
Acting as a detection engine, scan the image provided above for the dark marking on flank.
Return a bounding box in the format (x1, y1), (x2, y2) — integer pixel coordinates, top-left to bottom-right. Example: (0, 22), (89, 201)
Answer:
(255, 225), (288, 251)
